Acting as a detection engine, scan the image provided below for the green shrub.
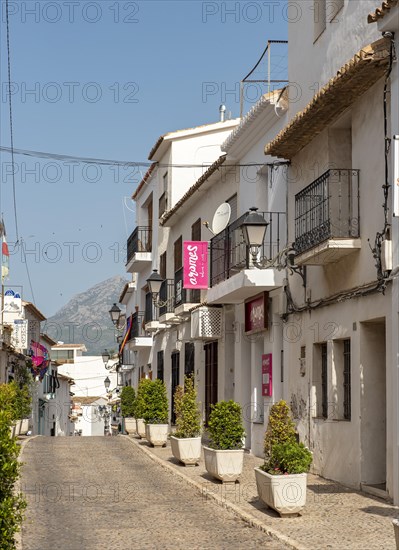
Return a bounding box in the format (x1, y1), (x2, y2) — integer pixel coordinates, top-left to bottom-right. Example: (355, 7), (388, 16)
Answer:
(263, 400), (296, 460)
(120, 386), (136, 418)
(0, 383), (18, 422)
(134, 378), (153, 419)
(0, 404), (26, 548)
(266, 441), (313, 475)
(262, 400), (312, 475)
(142, 379), (169, 424)
(174, 375), (201, 438)
(208, 400), (245, 450)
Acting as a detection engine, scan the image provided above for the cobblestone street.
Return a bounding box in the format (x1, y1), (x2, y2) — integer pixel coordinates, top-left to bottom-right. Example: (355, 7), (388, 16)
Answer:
(20, 437), (285, 550)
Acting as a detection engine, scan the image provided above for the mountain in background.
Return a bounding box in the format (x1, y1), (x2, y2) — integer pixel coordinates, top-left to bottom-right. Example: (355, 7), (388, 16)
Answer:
(44, 275), (128, 355)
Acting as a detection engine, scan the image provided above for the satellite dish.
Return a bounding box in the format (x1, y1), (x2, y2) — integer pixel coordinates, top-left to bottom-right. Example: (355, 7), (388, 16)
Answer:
(212, 203), (231, 234)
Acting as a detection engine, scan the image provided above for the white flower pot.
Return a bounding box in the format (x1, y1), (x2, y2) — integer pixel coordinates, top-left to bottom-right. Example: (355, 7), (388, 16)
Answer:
(9, 423), (16, 438)
(170, 436), (201, 465)
(20, 419), (29, 435)
(136, 418), (146, 438)
(255, 467), (308, 517)
(15, 419), (22, 435)
(124, 418), (136, 435)
(203, 446), (244, 483)
(145, 424), (169, 447)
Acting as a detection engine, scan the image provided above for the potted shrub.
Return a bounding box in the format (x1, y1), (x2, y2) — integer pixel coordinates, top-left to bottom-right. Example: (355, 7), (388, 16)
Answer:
(203, 400), (245, 483)
(143, 379), (169, 447)
(135, 379), (152, 438)
(120, 385), (136, 435)
(254, 400), (312, 517)
(170, 375), (202, 466)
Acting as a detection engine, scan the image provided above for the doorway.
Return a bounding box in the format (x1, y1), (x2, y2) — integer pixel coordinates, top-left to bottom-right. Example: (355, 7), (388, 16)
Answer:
(171, 351), (180, 424)
(204, 341), (218, 425)
(360, 319), (386, 492)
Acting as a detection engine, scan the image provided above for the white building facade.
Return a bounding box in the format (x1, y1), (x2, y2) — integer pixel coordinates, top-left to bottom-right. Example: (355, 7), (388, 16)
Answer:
(118, 0), (399, 504)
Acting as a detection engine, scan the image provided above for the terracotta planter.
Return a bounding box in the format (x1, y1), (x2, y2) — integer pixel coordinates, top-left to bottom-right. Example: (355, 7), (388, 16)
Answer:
(254, 467), (307, 517)
(170, 436), (201, 465)
(145, 424), (168, 447)
(124, 418), (136, 435)
(136, 418), (146, 438)
(203, 446), (244, 482)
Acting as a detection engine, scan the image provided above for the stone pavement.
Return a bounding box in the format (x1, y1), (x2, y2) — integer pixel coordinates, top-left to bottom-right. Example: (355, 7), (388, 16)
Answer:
(127, 435), (399, 550)
(19, 437), (285, 550)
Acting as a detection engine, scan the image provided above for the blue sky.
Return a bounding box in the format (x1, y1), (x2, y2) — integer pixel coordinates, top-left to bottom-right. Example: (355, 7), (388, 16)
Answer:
(0, 0), (288, 316)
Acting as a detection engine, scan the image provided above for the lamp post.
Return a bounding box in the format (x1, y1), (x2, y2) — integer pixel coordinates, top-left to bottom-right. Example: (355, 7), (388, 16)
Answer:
(101, 349), (110, 368)
(146, 269), (164, 302)
(241, 207), (269, 265)
(109, 303), (122, 326)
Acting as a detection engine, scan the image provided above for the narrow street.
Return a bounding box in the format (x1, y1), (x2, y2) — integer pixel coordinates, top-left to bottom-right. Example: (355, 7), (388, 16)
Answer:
(20, 437), (284, 550)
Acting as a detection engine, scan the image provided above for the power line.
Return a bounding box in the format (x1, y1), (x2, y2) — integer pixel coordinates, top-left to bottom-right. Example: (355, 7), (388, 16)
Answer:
(5, 0), (19, 242)
(0, 146), (267, 169)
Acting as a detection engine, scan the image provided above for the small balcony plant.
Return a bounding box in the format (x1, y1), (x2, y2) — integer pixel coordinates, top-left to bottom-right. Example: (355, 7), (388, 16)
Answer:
(142, 379), (169, 447)
(255, 400), (312, 517)
(203, 400), (245, 482)
(170, 375), (202, 465)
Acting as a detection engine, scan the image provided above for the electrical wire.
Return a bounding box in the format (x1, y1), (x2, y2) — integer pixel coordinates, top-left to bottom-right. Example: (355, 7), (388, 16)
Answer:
(0, 146), (267, 169)
(5, 0), (19, 241)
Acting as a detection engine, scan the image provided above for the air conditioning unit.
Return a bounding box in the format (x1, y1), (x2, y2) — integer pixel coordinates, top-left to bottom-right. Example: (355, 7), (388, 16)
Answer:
(191, 307), (223, 340)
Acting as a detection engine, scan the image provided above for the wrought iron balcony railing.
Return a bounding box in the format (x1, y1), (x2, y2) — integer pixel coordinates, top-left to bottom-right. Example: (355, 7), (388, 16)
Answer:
(174, 267), (201, 308)
(126, 226), (152, 265)
(210, 211), (286, 287)
(130, 311), (147, 338)
(294, 169), (360, 255)
(159, 279), (175, 316)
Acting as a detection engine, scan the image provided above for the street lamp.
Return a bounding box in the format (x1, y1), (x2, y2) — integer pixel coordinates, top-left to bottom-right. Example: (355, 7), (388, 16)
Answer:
(109, 303), (122, 326)
(101, 349), (110, 367)
(104, 376), (111, 392)
(146, 269), (164, 301)
(241, 207), (269, 264)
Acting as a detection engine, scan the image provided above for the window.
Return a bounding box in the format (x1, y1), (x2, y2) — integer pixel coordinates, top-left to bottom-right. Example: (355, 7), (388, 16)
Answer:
(191, 218), (201, 241)
(312, 343), (328, 419)
(174, 236), (182, 272)
(157, 351), (164, 382)
(184, 342), (195, 377)
(314, 0), (326, 42)
(343, 339), (351, 420)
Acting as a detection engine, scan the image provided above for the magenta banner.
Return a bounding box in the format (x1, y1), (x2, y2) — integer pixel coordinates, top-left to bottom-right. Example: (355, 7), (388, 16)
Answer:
(262, 354), (272, 397)
(183, 241), (208, 289)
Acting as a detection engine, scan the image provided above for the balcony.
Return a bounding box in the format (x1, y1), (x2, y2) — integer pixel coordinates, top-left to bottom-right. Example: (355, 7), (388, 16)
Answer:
(159, 279), (180, 324)
(294, 169), (360, 265)
(174, 267), (201, 316)
(126, 226), (152, 273)
(207, 211), (286, 304)
(127, 311), (152, 349)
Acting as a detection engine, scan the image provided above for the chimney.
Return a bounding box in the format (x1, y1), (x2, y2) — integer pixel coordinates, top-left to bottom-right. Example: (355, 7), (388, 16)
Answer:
(219, 104), (226, 122)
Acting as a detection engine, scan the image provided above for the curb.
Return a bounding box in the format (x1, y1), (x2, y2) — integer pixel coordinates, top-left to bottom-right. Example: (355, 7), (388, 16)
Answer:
(124, 435), (307, 550)
(16, 435), (39, 550)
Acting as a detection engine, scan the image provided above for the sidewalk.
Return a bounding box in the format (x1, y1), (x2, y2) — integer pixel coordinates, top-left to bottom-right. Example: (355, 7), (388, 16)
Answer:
(126, 434), (398, 550)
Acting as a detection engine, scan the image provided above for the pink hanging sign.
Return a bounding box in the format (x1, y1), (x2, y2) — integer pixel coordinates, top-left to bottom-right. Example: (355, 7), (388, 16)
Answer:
(183, 241), (208, 289)
(262, 354), (272, 397)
